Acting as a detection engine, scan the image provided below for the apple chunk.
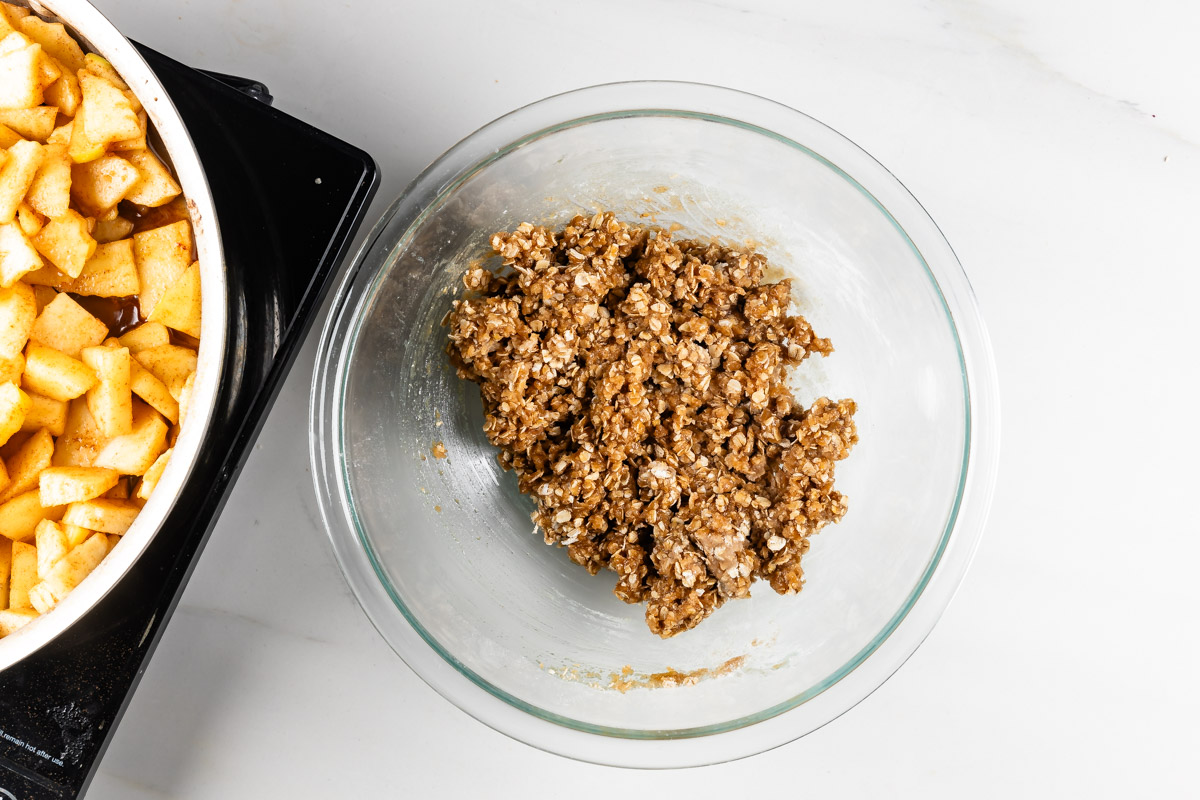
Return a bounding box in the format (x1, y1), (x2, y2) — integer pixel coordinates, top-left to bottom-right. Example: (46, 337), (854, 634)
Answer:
(133, 344), (196, 401)
(7, 540), (35, 605)
(0, 352), (20, 384)
(121, 149), (180, 207)
(147, 262), (200, 338)
(51, 398), (106, 467)
(0, 490), (64, 543)
(34, 518), (68, 578)
(62, 498), (138, 534)
(0, 106), (55, 141)
(25, 238), (140, 298)
(136, 447), (171, 501)
(78, 71), (141, 146)
(28, 530), (107, 612)
(39, 466), (119, 506)
(0, 138), (42, 222)
(0, 221), (43, 286)
(31, 208), (95, 278)
(18, 391), (66, 436)
(0, 279), (34, 359)
(30, 292), (107, 357)
(0, 607), (35, 633)
(69, 153), (137, 218)
(24, 142), (71, 219)
(132, 220), (191, 317)
(0, 43), (43, 110)
(80, 344), (131, 437)
(43, 68), (81, 117)
(91, 401), (165, 475)
(16, 17), (85, 74)
(117, 322), (168, 353)
(129, 358), (177, 424)
(0, 380), (28, 447)
(0, 537), (9, 608)
(0, 426), (51, 503)
(69, 238), (139, 296)
(22, 341), (97, 401)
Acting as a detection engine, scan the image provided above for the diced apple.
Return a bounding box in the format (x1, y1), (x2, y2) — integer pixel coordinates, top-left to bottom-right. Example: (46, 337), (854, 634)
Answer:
(70, 154), (137, 217)
(39, 466), (119, 506)
(45, 120), (69, 145)
(31, 208), (95, 278)
(118, 322), (168, 353)
(82, 54), (128, 91)
(0, 352), (20, 384)
(62, 498), (138, 534)
(0, 123), (19, 148)
(177, 370), (196, 423)
(129, 358), (177, 423)
(0, 8), (26, 30)
(107, 110), (146, 152)
(0, 44), (43, 109)
(22, 341), (97, 401)
(0, 106), (55, 141)
(27, 530), (107, 611)
(34, 518), (68, 578)
(136, 447), (171, 501)
(0, 32), (30, 55)
(0, 606), (36, 634)
(0, 537), (9, 609)
(0, 138), (42, 222)
(0, 220), (43, 286)
(66, 102), (103, 164)
(7, 539), (34, 606)
(0, 380), (28, 447)
(0, 432), (16, 460)
(43, 68), (81, 117)
(30, 292), (107, 356)
(133, 344), (196, 400)
(0, 426), (51, 503)
(0, 490), (64, 542)
(78, 71), (140, 146)
(147, 261), (200, 338)
(121, 148), (180, 207)
(67, 238), (139, 296)
(15, 201), (43, 237)
(91, 401), (165, 475)
(35, 51), (60, 89)
(25, 142), (70, 218)
(51, 398), (105, 467)
(104, 475), (129, 500)
(19, 391), (65, 436)
(16, 18), (85, 75)
(0, 279), (34, 359)
(63, 522), (89, 547)
(132, 220), (191, 317)
(81, 345), (131, 437)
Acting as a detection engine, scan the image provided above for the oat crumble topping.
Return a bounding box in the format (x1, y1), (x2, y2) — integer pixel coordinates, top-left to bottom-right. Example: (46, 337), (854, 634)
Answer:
(446, 212), (857, 637)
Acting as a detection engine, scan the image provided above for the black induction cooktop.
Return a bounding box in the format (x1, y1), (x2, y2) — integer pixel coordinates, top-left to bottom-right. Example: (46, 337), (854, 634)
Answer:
(0, 44), (379, 799)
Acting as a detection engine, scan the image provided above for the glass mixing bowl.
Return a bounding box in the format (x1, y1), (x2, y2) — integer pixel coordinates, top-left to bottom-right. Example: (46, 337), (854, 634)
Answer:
(310, 82), (999, 767)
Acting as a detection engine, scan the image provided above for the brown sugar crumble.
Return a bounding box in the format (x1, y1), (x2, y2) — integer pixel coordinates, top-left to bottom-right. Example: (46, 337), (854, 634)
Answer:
(446, 212), (857, 637)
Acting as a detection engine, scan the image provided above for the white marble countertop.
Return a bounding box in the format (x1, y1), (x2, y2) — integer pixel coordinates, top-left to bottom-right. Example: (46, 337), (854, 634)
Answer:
(81, 0), (1197, 796)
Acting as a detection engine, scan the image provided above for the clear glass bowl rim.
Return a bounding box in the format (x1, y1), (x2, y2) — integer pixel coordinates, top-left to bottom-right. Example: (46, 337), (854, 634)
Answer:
(310, 80), (1001, 768)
